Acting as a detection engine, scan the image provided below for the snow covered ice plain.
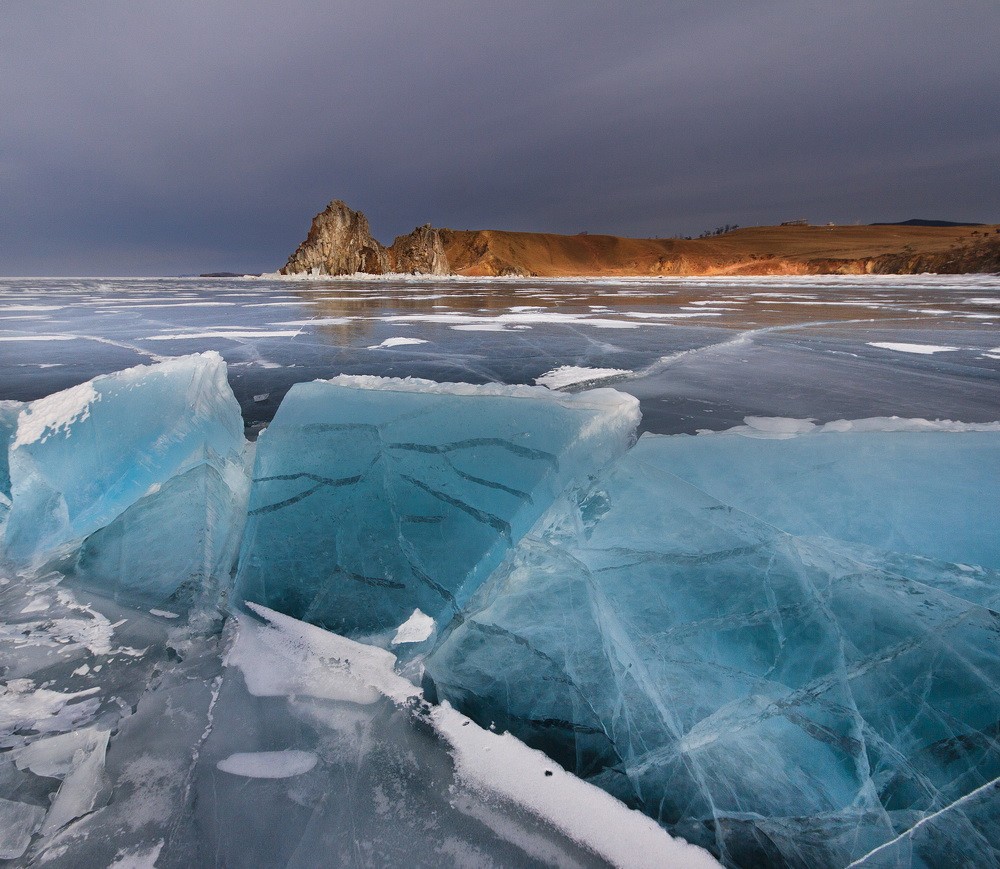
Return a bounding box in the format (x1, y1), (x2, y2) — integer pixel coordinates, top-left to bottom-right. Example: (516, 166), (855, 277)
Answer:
(0, 275), (999, 868)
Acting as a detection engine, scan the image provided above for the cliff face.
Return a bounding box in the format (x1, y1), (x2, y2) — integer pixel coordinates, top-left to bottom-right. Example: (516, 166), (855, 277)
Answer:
(280, 200), (999, 277)
(281, 200), (389, 276)
(388, 225), (451, 275)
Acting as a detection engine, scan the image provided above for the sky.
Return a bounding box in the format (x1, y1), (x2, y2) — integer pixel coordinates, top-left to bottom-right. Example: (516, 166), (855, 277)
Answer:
(2, 1), (999, 275)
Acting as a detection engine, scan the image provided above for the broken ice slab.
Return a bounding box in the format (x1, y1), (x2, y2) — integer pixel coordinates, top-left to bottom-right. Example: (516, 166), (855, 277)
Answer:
(0, 401), (20, 499)
(0, 797), (46, 860)
(424, 431), (1000, 868)
(69, 462), (249, 608)
(235, 375), (639, 641)
(650, 416), (1000, 569)
(162, 604), (714, 869)
(3, 353), (248, 581)
(0, 400), (21, 532)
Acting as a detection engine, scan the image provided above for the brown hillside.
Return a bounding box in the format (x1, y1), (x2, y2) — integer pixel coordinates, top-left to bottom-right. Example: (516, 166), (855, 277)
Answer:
(438, 224), (1000, 277)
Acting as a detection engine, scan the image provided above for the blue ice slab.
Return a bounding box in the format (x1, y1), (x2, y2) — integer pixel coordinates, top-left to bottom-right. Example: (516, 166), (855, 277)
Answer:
(647, 417), (1000, 569)
(425, 431), (1000, 868)
(0, 401), (21, 531)
(235, 376), (639, 641)
(3, 353), (247, 571)
(71, 463), (249, 608)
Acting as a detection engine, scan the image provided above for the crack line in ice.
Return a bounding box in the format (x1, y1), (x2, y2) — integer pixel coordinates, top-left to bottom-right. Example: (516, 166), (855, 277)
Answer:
(248, 474), (364, 515)
(388, 437), (558, 467)
(337, 569), (407, 590)
(846, 774), (1000, 867)
(400, 474), (513, 541)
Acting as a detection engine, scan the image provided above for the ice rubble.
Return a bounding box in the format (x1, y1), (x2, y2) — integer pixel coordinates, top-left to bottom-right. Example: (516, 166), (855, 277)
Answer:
(1, 355), (709, 867)
(3, 352), (998, 868)
(424, 429), (1000, 867)
(0, 569), (705, 867)
(236, 375), (639, 641)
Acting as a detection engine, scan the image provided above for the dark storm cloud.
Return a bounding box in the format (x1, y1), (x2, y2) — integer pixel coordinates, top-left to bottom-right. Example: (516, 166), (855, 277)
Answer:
(2, 1), (998, 274)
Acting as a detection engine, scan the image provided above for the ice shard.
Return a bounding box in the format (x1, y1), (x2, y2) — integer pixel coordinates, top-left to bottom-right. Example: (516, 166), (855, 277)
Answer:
(0, 400), (21, 533)
(236, 376), (639, 641)
(2, 354), (249, 612)
(3, 353), (247, 575)
(70, 462), (250, 608)
(424, 430), (1000, 868)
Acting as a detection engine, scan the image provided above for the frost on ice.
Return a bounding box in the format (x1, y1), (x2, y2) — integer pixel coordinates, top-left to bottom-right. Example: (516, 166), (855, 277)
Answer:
(235, 375), (639, 641)
(424, 429), (1000, 868)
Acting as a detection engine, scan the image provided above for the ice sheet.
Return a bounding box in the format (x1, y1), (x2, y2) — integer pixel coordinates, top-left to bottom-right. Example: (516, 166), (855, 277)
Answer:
(425, 428), (1000, 867)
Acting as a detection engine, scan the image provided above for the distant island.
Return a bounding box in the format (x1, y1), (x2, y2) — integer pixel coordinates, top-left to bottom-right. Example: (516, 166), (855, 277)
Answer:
(276, 200), (1000, 278)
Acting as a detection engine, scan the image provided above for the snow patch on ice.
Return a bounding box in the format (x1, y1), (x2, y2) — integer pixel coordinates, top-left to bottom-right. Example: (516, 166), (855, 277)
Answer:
(535, 366), (631, 390)
(13, 381), (101, 448)
(321, 374), (640, 417)
(0, 335), (77, 342)
(368, 337), (429, 349)
(0, 798), (45, 860)
(706, 416), (1000, 438)
(237, 604), (716, 868)
(143, 330), (302, 341)
(106, 841), (164, 869)
(431, 703), (719, 869)
(216, 751), (318, 779)
(391, 609), (435, 645)
(868, 342), (959, 354)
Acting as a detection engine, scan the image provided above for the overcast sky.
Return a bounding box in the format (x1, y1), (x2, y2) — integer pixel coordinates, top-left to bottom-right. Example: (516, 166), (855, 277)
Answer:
(3, 1), (998, 275)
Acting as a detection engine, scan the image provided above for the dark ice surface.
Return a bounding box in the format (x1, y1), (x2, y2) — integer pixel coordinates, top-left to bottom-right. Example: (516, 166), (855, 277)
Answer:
(2, 275), (997, 434)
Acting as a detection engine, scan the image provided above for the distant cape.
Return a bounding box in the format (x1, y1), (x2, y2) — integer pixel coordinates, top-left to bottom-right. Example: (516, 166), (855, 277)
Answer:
(279, 201), (1000, 277)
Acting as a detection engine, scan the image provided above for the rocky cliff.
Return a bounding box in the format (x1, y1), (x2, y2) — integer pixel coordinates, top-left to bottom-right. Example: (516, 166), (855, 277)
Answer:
(282, 203), (456, 276)
(280, 200), (999, 277)
(388, 225), (451, 275)
(281, 200), (389, 276)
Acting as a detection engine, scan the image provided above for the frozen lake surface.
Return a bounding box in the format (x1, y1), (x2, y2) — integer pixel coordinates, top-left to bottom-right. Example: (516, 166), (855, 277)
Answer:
(1, 275), (999, 868)
(2, 274), (998, 433)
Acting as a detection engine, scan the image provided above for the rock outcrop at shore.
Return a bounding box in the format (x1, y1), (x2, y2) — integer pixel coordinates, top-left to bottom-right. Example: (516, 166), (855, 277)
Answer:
(388, 224), (451, 275)
(281, 200), (389, 276)
(282, 203), (456, 276)
(280, 200), (1000, 277)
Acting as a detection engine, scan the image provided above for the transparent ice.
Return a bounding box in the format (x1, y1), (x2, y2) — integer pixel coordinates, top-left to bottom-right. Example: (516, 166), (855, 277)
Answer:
(235, 376), (639, 642)
(4, 352), (249, 607)
(425, 431), (1000, 868)
(0, 359), (701, 868)
(1, 324), (997, 867)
